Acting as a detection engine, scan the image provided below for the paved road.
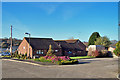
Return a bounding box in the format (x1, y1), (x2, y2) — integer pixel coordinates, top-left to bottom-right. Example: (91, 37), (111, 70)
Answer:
(2, 58), (118, 78)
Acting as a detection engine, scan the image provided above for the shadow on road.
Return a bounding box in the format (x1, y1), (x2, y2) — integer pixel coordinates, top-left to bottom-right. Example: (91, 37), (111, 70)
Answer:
(1, 57), (11, 59)
(78, 62), (90, 64)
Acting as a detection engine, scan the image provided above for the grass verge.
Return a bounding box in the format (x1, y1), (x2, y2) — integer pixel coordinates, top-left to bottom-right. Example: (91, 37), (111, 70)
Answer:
(70, 56), (94, 59)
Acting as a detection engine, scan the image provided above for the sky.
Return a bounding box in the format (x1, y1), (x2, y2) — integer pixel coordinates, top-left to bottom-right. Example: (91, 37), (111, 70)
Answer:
(2, 2), (118, 42)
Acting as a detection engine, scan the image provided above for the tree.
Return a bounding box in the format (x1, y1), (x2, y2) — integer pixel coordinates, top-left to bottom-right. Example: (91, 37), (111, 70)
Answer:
(113, 41), (120, 56)
(46, 44), (54, 56)
(88, 32), (100, 46)
(1, 42), (10, 48)
(94, 36), (111, 48)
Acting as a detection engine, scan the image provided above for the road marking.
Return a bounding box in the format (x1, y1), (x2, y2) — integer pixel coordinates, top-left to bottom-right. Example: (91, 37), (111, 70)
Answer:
(2, 59), (49, 67)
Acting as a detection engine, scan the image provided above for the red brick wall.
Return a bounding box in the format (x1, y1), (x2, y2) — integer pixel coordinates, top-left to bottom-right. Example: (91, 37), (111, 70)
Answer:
(18, 38), (33, 58)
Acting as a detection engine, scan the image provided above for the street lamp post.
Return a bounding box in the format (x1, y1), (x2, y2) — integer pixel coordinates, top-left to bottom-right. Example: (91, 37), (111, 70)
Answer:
(25, 32), (31, 58)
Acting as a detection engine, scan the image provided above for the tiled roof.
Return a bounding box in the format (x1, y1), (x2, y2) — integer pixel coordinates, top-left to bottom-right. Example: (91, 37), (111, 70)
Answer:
(55, 41), (74, 50)
(55, 39), (83, 51)
(55, 39), (79, 43)
(25, 37), (61, 50)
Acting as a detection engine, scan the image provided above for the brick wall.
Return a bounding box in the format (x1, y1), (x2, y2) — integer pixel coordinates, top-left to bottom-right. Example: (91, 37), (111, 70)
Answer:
(18, 38), (33, 58)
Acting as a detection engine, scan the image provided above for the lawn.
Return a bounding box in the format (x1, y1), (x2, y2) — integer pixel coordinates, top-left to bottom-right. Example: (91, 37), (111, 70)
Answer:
(1, 56), (11, 58)
(70, 56), (94, 59)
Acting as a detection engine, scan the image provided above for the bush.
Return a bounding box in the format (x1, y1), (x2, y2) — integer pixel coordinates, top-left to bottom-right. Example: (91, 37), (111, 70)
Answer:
(36, 56), (78, 65)
(90, 50), (108, 57)
(99, 50), (108, 57)
(34, 58), (40, 61)
(113, 41), (120, 56)
(91, 50), (100, 57)
(114, 48), (120, 56)
(46, 45), (54, 56)
(17, 54), (20, 59)
(15, 51), (18, 57)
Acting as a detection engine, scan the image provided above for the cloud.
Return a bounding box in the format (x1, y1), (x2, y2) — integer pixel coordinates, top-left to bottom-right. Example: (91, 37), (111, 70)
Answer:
(37, 3), (61, 15)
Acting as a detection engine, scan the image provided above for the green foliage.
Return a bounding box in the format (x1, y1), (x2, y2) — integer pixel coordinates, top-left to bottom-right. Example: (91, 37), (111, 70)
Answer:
(37, 57), (52, 63)
(34, 58), (40, 61)
(70, 56), (94, 59)
(113, 41), (120, 56)
(95, 36), (111, 48)
(88, 32), (100, 46)
(34, 56), (78, 65)
(25, 52), (27, 56)
(46, 45), (54, 56)
(99, 50), (108, 57)
(90, 50), (109, 57)
(15, 51), (18, 57)
(56, 61), (62, 65)
(60, 60), (78, 65)
(21, 53), (27, 59)
(12, 51), (19, 58)
(1, 42), (10, 48)
(17, 54), (20, 59)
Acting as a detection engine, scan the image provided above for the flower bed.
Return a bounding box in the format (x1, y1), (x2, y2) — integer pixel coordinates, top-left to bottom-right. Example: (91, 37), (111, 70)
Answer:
(34, 56), (78, 65)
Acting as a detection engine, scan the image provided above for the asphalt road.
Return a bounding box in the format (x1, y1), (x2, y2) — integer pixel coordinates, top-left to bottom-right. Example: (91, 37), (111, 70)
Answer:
(2, 58), (118, 78)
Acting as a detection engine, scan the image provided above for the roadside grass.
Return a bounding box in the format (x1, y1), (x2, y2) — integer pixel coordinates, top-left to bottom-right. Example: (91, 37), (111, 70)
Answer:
(1, 56), (11, 58)
(70, 56), (94, 59)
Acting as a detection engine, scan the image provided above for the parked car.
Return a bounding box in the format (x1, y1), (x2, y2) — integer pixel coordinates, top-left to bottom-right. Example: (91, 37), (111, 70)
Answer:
(0, 53), (2, 56)
(2, 52), (10, 56)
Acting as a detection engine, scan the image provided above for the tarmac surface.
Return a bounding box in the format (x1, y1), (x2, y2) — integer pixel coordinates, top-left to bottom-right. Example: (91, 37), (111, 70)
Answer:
(2, 58), (118, 78)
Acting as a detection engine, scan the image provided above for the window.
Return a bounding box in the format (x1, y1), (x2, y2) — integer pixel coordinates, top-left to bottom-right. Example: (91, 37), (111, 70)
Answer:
(23, 47), (25, 49)
(36, 50), (44, 54)
(36, 51), (39, 54)
(39, 50), (41, 54)
(68, 51), (72, 54)
(55, 50), (58, 52)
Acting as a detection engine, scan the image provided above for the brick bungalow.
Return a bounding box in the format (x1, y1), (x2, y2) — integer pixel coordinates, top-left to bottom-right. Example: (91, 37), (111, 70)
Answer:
(18, 37), (86, 58)
(18, 37), (62, 58)
(55, 39), (87, 56)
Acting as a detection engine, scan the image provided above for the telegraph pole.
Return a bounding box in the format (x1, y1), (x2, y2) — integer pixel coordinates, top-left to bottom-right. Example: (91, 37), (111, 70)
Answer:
(10, 25), (12, 56)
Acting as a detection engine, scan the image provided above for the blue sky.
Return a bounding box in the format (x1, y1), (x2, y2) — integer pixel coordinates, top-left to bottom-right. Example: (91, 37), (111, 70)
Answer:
(2, 2), (118, 41)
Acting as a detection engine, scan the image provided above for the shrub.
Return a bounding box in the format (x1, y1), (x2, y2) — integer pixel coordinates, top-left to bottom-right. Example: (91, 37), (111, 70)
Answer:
(113, 41), (120, 56)
(25, 52), (27, 56)
(88, 49), (109, 57)
(46, 45), (54, 56)
(99, 50), (108, 57)
(91, 50), (100, 57)
(15, 51), (18, 58)
(21, 54), (27, 59)
(17, 54), (20, 59)
(56, 61), (62, 65)
(34, 58), (40, 61)
(39, 57), (46, 61)
(114, 48), (120, 56)
(37, 56), (77, 65)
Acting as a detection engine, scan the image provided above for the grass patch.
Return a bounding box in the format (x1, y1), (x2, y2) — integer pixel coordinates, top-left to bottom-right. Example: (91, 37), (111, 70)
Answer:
(1, 56), (11, 58)
(70, 56), (94, 59)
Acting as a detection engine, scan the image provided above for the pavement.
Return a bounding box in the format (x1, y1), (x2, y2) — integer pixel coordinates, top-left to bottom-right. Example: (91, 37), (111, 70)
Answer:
(2, 58), (118, 78)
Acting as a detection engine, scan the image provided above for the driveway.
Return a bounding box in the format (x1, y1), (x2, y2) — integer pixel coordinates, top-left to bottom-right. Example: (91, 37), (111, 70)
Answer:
(2, 58), (118, 78)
